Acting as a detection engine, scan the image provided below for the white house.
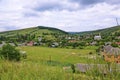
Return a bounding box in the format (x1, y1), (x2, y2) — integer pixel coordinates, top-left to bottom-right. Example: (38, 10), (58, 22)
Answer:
(94, 35), (101, 40)
(90, 41), (97, 45)
(38, 37), (42, 42)
(51, 42), (59, 47)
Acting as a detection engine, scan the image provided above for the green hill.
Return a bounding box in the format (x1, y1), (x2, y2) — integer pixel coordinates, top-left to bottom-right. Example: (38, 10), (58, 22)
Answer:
(77, 25), (120, 35)
(0, 26), (67, 36)
(0, 26), (68, 42)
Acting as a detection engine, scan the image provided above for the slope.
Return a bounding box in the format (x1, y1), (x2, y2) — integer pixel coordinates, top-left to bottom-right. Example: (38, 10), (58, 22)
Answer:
(0, 26), (68, 42)
(0, 26), (68, 37)
(77, 25), (120, 35)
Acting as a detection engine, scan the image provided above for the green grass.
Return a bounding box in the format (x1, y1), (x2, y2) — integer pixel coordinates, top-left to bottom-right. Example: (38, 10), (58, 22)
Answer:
(0, 46), (119, 80)
(19, 46), (98, 64)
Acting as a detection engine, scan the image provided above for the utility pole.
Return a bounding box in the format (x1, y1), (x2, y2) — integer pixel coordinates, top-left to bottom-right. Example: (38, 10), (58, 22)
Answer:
(116, 18), (119, 26)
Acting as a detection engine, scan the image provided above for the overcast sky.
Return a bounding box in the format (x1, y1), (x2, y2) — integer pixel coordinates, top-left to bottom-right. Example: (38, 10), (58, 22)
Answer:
(0, 0), (120, 32)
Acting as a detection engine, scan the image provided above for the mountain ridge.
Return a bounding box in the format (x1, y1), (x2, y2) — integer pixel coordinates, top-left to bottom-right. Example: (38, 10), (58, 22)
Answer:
(0, 25), (120, 36)
(0, 26), (68, 36)
(75, 25), (120, 35)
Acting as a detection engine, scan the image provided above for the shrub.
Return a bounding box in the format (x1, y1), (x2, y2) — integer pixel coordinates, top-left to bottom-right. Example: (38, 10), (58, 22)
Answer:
(0, 41), (2, 44)
(89, 52), (93, 55)
(0, 44), (21, 61)
(20, 51), (27, 59)
(71, 64), (75, 73)
(0, 48), (2, 58)
(79, 46), (84, 49)
(111, 43), (118, 47)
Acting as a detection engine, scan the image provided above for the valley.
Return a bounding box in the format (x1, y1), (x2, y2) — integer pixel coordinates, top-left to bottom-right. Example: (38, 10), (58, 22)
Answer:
(0, 26), (120, 80)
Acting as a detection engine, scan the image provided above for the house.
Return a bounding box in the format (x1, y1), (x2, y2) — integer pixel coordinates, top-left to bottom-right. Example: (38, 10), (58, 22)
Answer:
(105, 42), (112, 45)
(116, 42), (120, 45)
(117, 36), (120, 39)
(94, 34), (101, 40)
(27, 41), (34, 46)
(38, 36), (42, 42)
(33, 42), (38, 46)
(103, 45), (120, 63)
(85, 35), (90, 39)
(65, 36), (72, 40)
(90, 41), (97, 46)
(51, 42), (59, 47)
(94, 35), (101, 40)
(18, 43), (26, 46)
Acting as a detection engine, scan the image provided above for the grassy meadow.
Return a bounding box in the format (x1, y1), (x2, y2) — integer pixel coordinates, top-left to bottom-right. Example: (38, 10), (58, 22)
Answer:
(0, 46), (120, 80)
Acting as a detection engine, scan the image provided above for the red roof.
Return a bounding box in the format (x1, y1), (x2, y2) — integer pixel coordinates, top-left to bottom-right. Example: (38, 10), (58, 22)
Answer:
(27, 41), (34, 46)
(116, 42), (120, 45)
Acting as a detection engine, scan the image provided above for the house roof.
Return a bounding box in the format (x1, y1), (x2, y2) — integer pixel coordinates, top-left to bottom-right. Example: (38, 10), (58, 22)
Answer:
(104, 45), (113, 52)
(108, 48), (120, 55)
(116, 42), (120, 45)
(104, 45), (120, 55)
(94, 36), (101, 38)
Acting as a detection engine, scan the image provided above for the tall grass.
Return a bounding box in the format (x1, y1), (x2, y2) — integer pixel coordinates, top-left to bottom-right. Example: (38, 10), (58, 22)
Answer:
(0, 46), (120, 80)
(0, 60), (89, 80)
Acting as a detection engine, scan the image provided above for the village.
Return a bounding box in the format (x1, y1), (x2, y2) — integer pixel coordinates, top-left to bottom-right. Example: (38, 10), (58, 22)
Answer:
(0, 0), (120, 79)
(1, 31), (120, 75)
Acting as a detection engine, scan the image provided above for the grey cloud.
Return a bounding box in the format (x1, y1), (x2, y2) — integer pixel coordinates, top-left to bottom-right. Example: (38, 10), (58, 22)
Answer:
(31, 1), (79, 12)
(32, 0), (120, 12)
(0, 0), (120, 32)
(69, 0), (104, 5)
(23, 12), (39, 17)
(33, 3), (61, 11)
(69, 0), (120, 6)
(106, 0), (120, 4)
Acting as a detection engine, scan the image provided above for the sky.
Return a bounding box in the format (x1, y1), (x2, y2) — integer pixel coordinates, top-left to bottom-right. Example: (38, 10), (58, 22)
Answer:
(0, 0), (120, 32)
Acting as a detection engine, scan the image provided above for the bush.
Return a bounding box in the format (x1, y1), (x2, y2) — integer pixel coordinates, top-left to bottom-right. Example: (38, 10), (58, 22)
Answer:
(0, 41), (2, 44)
(0, 44), (21, 61)
(89, 52), (93, 55)
(0, 49), (2, 59)
(71, 64), (75, 73)
(79, 46), (84, 49)
(111, 43), (118, 47)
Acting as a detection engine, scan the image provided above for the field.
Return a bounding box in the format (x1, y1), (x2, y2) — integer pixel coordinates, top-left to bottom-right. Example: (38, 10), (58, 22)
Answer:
(0, 46), (120, 80)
